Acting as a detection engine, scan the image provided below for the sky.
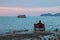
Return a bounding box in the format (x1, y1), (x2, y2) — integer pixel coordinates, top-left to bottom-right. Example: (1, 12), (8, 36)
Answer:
(0, 0), (60, 16)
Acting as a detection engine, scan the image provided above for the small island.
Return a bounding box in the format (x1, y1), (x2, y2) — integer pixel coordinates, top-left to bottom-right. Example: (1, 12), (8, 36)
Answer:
(40, 13), (53, 16)
(40, 13), (60, 16)
(17, 15), (26, 18)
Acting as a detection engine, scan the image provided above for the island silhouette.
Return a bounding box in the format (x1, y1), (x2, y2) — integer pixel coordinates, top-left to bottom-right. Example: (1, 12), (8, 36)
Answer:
(17, 14), (26, 18)
(40, 13), (60, 16)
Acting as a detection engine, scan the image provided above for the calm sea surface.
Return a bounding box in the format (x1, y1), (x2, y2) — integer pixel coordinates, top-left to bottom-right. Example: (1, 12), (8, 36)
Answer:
(0, 16), (60, 34)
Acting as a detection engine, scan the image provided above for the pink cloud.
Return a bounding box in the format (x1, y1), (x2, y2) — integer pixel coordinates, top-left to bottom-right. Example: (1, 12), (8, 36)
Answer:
(0, 6), (60, 16)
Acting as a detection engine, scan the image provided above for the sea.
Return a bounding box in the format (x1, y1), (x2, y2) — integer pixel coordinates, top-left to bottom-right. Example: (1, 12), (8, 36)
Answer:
(0, 16), (60, 34)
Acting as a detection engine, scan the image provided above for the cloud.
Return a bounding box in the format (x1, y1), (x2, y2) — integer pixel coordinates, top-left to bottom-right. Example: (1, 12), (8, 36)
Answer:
(0, 6), (60, 16)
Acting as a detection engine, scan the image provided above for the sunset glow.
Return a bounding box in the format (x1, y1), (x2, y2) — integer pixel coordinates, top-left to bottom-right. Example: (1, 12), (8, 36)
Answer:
(0, 6), (60, 16)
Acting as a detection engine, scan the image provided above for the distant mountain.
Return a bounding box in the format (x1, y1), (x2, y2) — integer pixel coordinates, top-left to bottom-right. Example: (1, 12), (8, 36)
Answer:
(40, 13), (60, 16)
(54, 13), (60, 16)
(40, 13), (53, 16)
